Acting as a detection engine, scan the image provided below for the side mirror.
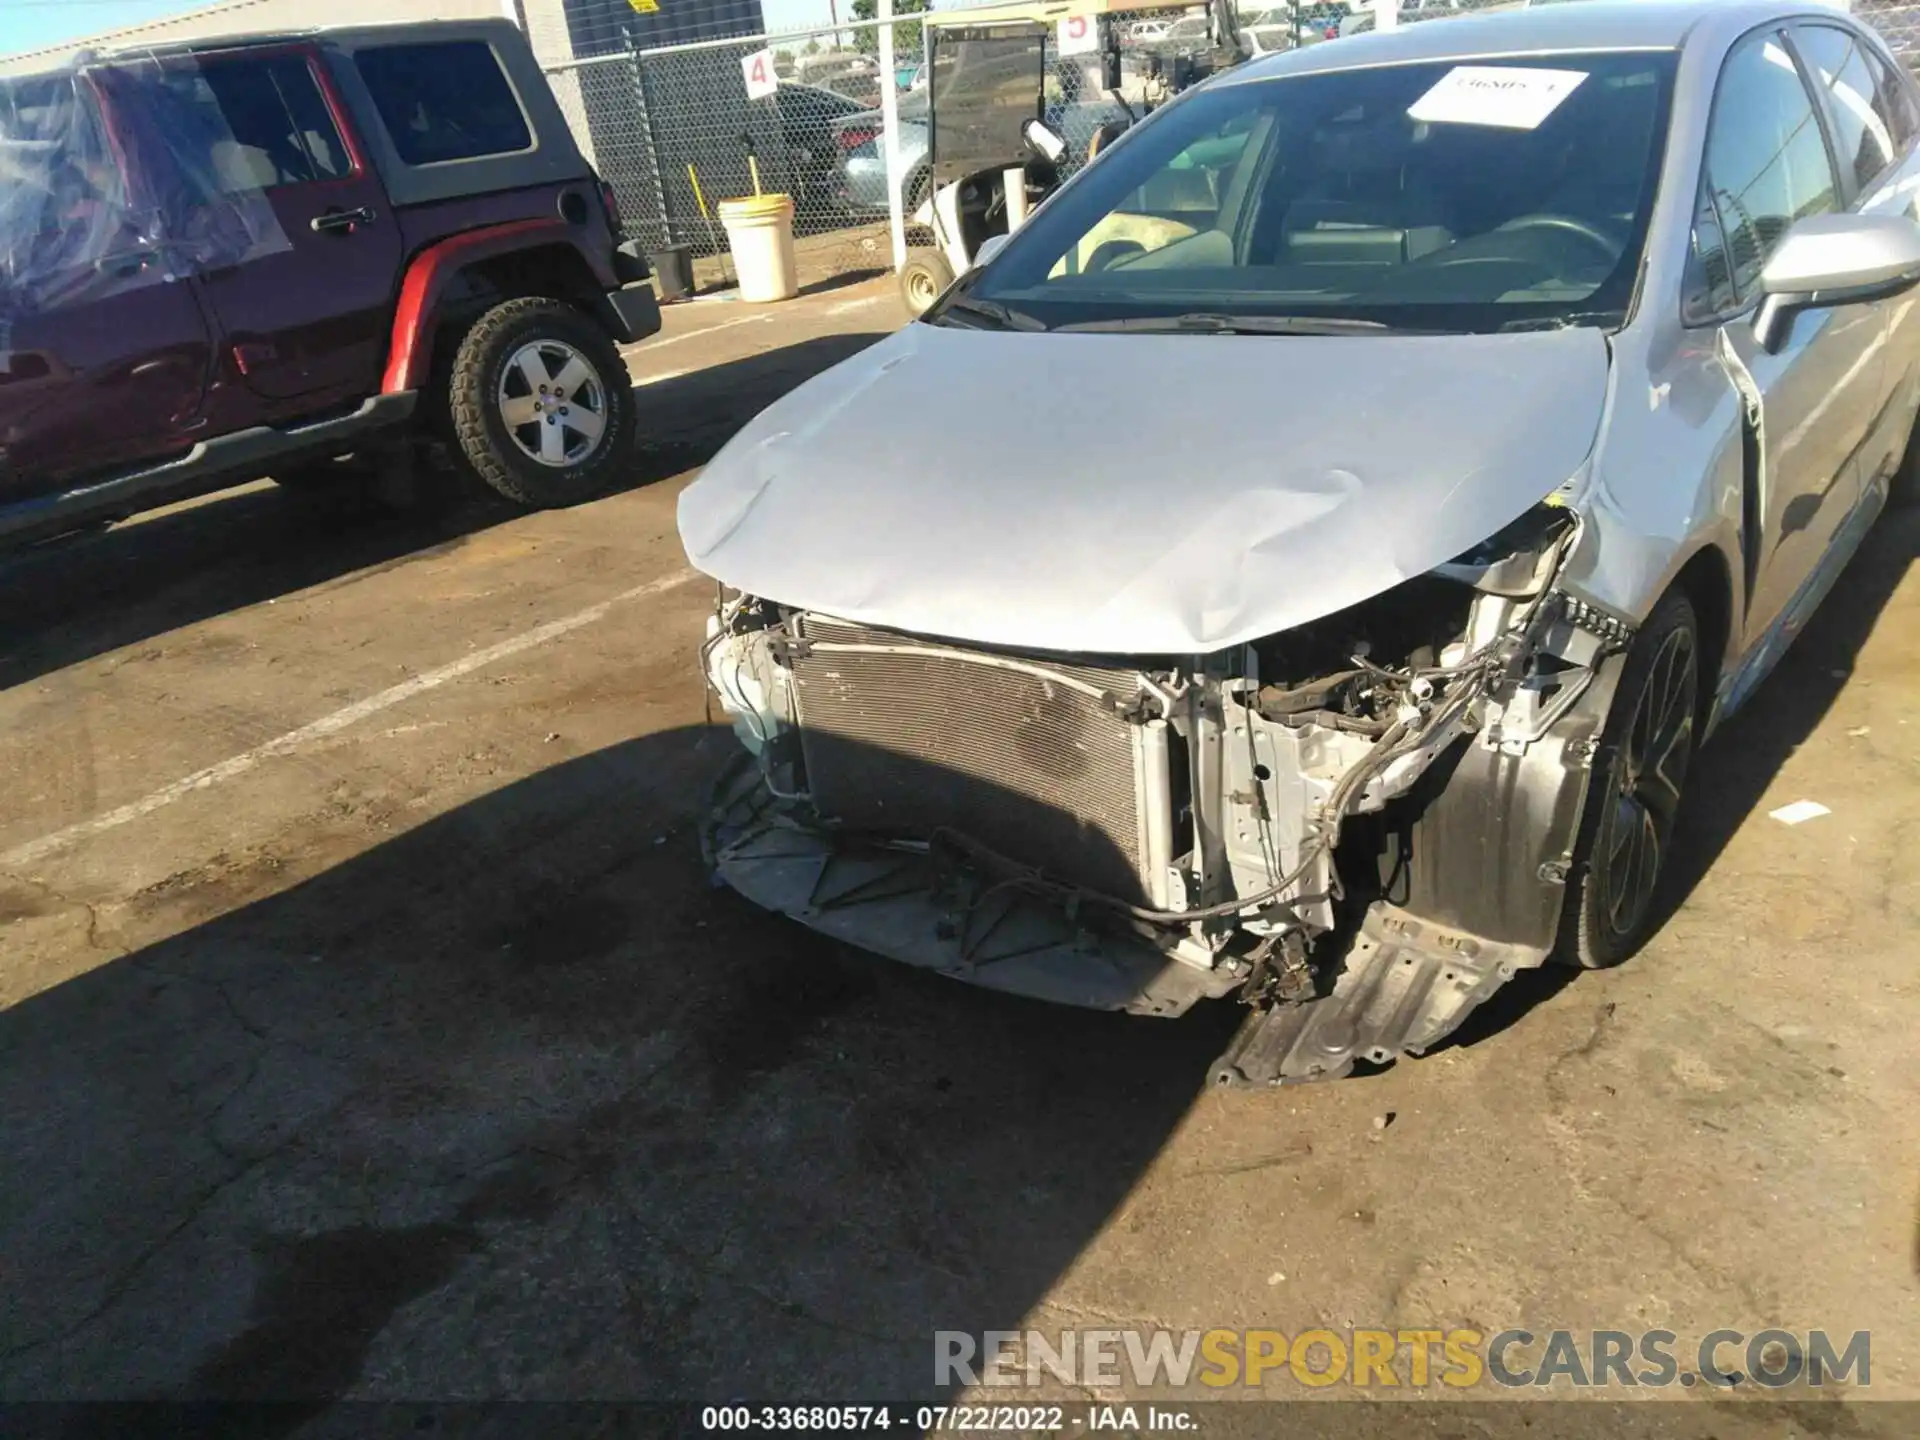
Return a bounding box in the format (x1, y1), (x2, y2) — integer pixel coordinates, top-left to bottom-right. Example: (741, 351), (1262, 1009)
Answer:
(1022, 118), (1067, 163)
(1753, 211), (1920, 352)
(975, 233), (1011, 268)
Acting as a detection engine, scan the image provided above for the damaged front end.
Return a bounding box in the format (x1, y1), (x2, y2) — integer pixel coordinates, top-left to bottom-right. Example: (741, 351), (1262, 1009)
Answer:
(700, 504), (1633, 1083)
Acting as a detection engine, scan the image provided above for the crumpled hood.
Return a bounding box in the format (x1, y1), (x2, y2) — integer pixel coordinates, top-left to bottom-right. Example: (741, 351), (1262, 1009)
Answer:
(677, 322), (1609, 654)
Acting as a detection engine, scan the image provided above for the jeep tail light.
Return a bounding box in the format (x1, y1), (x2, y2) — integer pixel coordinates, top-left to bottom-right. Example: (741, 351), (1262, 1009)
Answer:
(836, 126), (879, 151)
(599, 179), (623, 235)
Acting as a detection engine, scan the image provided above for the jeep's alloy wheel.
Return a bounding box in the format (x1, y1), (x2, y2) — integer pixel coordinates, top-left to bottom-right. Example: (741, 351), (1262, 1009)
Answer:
(447, 296), (635, 509)
(497, 339), (610, 468)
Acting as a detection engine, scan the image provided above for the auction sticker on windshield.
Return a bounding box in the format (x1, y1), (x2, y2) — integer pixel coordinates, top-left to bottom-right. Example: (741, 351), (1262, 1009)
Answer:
(1407, 66), (1588, 129)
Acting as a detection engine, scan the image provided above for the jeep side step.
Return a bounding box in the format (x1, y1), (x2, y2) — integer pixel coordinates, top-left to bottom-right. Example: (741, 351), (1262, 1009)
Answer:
(0, 391), (418, 549)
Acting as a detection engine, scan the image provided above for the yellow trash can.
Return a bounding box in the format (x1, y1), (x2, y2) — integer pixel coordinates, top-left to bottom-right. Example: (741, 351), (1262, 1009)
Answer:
(717, 193), (799, 302)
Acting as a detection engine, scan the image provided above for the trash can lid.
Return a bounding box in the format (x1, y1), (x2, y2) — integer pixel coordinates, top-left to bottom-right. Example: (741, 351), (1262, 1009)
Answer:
(717, 193), (794, 222)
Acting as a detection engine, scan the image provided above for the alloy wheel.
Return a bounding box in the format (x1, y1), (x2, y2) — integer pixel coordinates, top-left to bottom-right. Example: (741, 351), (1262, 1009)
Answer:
(497, 339), (611, 469)
(1595, 624), (1697, 943)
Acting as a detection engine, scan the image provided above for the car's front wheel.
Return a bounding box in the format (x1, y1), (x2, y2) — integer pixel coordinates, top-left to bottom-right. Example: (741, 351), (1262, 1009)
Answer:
(1559, 588), (1700, 970)
(447, 296), (634, 509)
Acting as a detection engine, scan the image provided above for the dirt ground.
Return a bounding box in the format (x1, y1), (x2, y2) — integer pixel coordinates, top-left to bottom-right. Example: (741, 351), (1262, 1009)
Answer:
(0, 274), (1916, 1432)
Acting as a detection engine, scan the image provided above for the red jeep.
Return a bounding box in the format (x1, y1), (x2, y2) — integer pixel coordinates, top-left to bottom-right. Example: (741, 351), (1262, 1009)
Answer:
(0, 19), (660, 546)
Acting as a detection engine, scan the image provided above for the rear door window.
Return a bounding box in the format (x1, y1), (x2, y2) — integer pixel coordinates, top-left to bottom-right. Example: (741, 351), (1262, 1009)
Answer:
(355, 41), (531, 166)
(169, 54), (350, 192)
(1791, 23), (1907, 194)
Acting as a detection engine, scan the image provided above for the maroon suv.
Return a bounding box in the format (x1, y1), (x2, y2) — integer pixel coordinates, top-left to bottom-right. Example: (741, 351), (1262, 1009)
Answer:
(0, 19), (660, 547)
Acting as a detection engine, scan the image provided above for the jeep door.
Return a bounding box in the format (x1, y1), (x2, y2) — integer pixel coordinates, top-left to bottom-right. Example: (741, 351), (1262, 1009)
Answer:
(0, 72), (212, 502)
(156, 47), (402, 412)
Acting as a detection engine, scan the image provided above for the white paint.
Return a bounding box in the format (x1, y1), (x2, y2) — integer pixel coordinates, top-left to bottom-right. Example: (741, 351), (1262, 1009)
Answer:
(2, 568), (701, 871)
(824, 294), (887, 317)
(621, 312), (769, 357)
(1769, 799), (1832, 826)
(1056, 14), (1099, 56)
(741, 47), (779, 101)
(634, 366), (692, 386)
(1408, 66), (1588, 130)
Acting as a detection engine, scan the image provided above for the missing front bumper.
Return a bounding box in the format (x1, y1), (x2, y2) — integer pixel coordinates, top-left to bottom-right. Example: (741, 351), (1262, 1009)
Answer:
(703, 754), (1243, 1017)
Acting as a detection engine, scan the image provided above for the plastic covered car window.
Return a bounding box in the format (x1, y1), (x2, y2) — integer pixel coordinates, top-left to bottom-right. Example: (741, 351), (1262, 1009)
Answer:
(0, 54), (288, 346)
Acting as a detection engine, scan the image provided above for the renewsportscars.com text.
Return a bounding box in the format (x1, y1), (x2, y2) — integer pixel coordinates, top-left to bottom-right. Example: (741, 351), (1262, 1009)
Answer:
(935, 1327), (1871, 1390)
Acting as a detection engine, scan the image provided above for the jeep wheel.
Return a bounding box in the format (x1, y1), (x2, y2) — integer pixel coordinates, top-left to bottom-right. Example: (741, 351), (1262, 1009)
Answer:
(448, 296), (634, 509)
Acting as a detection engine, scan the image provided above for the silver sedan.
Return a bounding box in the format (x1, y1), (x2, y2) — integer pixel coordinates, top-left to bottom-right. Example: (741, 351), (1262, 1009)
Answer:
(680, 0), (1920, 1082)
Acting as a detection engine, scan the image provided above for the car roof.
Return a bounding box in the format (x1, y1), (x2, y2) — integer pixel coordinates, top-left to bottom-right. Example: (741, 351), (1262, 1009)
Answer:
(1229, 0), (1849, 80)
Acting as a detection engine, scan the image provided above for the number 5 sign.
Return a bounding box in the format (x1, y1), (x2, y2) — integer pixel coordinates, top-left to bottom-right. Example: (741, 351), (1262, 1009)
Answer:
(1056, 14), (1099, 56)
(742, 47), (779, 100)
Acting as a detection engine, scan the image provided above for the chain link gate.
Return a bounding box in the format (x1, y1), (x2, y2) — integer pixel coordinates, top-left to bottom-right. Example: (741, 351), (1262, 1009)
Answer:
(536, 15), (927, 296)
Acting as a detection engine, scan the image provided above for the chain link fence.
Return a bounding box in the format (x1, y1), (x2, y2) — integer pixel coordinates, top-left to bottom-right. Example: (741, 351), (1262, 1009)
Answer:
(537, 15), (927, 296)
(530, 0), (1920, 297)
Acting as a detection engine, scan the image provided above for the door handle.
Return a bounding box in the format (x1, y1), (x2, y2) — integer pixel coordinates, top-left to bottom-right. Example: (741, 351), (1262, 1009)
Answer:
(310, 206), (377, 234)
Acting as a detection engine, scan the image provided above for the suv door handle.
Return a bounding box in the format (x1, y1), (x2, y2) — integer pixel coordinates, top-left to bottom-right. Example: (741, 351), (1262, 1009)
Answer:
(311, 206), (377, 234)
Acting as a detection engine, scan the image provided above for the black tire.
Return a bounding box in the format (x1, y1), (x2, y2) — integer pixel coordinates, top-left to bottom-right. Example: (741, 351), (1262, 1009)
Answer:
(898, 248), (954, 317)
(1890, 407), (1920, 507)
(446, 296), (634, 509)
(1557, 589), (1701, 970)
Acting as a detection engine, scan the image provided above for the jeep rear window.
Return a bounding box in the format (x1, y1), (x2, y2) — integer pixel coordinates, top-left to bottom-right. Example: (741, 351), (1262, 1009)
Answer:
(355, 41), (532, 166)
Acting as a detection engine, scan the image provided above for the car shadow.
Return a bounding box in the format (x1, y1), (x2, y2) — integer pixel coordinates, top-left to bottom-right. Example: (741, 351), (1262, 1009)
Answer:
(0, 333), (888, 695)
(0, 723), (1238, 1413)
(1441, 500), (1919, 1054)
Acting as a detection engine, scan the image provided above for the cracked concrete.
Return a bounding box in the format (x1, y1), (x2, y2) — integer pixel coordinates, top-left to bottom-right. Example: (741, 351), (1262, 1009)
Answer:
(0, 280), (1915, 1429)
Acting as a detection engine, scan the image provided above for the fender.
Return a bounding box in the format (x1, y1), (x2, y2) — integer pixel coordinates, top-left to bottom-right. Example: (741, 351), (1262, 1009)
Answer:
(380, 219), (617, 394)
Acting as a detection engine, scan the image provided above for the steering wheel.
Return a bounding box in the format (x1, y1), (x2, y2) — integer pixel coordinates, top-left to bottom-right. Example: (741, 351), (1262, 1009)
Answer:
(1494, 212), (1624, 258)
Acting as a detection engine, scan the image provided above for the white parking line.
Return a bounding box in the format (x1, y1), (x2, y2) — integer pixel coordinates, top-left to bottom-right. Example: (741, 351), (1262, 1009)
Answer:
(825, 294), (888, 317)
(621, 312), (770, 357)
(2, 568), (701, 871)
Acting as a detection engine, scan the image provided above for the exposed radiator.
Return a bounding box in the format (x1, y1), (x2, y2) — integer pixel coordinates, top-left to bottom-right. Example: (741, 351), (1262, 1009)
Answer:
(788, 615), (1152, 902)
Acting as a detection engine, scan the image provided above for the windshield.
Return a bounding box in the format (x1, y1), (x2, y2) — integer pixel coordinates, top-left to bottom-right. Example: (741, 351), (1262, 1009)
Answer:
(950, 50), (1676, 334)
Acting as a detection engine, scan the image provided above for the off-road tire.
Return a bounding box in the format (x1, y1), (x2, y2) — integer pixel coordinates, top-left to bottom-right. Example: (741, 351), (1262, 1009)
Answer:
(898, 248), (954, 317)
(447, 296), (634, 509)
(1557, 589), (1701, 970)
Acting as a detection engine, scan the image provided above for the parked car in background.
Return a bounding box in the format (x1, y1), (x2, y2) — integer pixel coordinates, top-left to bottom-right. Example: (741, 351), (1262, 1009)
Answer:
(773, 81), (872, 217)
(1339, 0), (1468, 36)
(831, 94), (930, 219)
(1240, 10), (1299, 54)
(684, 0), (1920, 1083)
(0, 19), (657, 549)
(1291, 2), (1354, 41)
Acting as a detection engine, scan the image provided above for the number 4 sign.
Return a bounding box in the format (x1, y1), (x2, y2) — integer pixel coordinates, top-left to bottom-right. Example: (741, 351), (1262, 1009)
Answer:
(742, 47), (779, 101)
(1056, 14), (1099, 56)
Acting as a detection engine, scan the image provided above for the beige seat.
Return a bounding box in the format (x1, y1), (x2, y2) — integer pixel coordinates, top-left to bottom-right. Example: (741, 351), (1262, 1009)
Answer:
(209, 140), (279, 193)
